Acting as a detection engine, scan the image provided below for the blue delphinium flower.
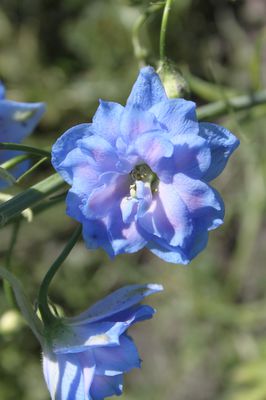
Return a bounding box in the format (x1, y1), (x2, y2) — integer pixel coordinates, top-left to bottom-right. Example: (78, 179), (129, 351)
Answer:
(52, 67), (239, 264)
(0, 81), (45, 187)
(42, 283), (162, 400)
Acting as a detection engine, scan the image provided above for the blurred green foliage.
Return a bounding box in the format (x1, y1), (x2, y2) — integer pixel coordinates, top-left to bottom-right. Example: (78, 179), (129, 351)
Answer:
(1, 0), (266, 399)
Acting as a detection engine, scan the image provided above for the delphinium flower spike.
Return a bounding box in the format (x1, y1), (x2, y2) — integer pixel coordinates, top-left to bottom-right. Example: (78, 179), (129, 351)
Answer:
(0, 81), (45, 187)
(52, 66), (239, 264)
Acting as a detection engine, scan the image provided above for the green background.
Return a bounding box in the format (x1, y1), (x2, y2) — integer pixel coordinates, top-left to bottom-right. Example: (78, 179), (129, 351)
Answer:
(1, 0), (266, 399)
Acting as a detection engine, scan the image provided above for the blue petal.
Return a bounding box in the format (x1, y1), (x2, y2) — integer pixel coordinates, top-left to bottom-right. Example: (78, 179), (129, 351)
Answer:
(199, 122), (240, 182)
(147, 227), (209, 264)
(92, 100), (124, 145)
(82, 219), (115, 257)
(84, 173), (128, 219)
(93, 334), (140, 376)
(108, 219), (147, 256)
(0, 82), (6, 99)
(0, 100), (45, 143)
(149, 98), (199, 138)
(120, 106), (162, 143)
(138, 181), (193, 247)
(126, 66), (167, 110)
(90, 374), (123, 400)
(66, 283), (163, 325)
(53, 321), (132, 354)
(172, 173), (224, 231)
(52, 123), (93, 185)
(154, 133), (211, 182)
(134, 132), (174, 170)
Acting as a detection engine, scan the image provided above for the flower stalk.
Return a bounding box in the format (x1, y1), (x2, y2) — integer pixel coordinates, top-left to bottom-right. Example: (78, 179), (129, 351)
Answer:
(160, 0), (174, 62)
(38, 225), (82, 325)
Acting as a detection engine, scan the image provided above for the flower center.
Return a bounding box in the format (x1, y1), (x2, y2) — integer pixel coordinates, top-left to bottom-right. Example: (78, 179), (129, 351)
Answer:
(129, 164), (159, 197)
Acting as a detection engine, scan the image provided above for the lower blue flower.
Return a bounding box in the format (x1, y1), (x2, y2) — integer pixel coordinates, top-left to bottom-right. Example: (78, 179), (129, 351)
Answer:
(42, 283), (163, 400)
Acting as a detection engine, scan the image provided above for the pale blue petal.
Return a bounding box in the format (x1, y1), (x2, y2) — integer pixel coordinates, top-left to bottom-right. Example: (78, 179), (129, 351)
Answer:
(134, 132), (174, 169)
(154, 133), (211, 182)
(199, 122), (240, 181)
(138, 181), (193, 247)
(92, 100), (124, 145)
(173, 173), (224, 231)
(84, 173), (128, 219)
(52, 123), (93, 185)
(126, 66), (167, 110)
(149, 98), (198, 138)
(120, 106), (162, 143)
(67, 283), (163, 325)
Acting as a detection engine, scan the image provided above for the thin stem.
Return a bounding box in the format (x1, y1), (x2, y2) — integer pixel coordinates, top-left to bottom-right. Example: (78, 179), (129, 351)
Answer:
(132, 3), (164, 67)
(1, 154), (29, 170)
(197, 89), (266, 120)
(16, 157), (48, 183)
(0, 173), (66, 226)
(38, 225), (82, 324)
(160, 0), (174, 62)
(0, 143), (51, 158)
(3, 221), (21, 308)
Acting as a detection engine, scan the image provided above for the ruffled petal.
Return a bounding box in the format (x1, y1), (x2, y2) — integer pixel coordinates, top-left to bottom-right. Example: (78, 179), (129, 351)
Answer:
(149, 98), (199, 138)
(108, 219), (147, 256)
(52, 124), (93, 185)
(199, 122), (240, 182)
(0, 100), (45, 142)
(84, 173), (129, 219)
(154, 133), (211, 182)
(120, 106), (162, 143)
(78, 135), (118, 173)
(93, 334), (140, 376)
(126, 66), (167, 110)
(138, 181), (193, 247)
(90, 374), (123, 400)
(134, 132), (174, 169)
(66, 283), (163, 325)
(92, 100), (124, 145)
(147, 227), (209, 264)
(173, 173), (224, 231)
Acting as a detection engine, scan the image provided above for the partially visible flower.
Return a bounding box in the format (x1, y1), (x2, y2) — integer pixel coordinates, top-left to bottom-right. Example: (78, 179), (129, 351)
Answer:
(42, 283), (162, 400)
(0, 82), (45, 187)
(52, 67), (239, 264)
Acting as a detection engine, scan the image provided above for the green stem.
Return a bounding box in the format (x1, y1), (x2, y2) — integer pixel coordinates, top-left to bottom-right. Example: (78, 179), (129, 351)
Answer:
(132, 3), (164, 67)
(16, 157), (48, 183)
(1, 154), (29, 170)
(38, 225), (82, 324)
(0, 173), (66, 227)
(197, 89), (266, 120)
(3, 221), (21, 308)
(0, 142), (51, 158)
(160, 0), (174, 62)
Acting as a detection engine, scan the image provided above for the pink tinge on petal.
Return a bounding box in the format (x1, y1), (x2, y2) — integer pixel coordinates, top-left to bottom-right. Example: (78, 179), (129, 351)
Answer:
(86, 174), (129, 219)
(173, 174), (222, 213)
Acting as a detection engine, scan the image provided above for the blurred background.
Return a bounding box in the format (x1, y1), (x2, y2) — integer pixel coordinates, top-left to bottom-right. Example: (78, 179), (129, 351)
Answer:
(0, 0), (266, 399)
